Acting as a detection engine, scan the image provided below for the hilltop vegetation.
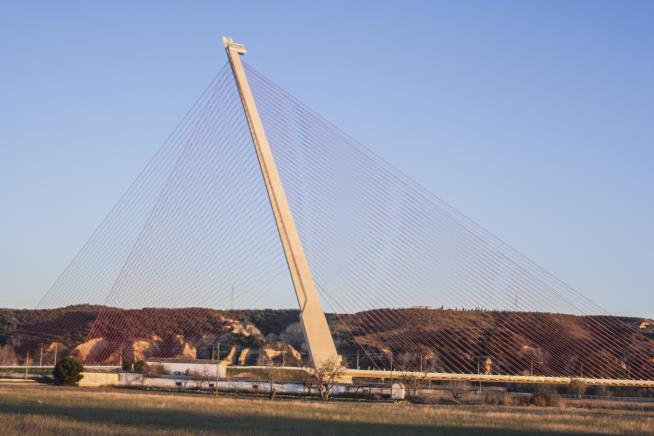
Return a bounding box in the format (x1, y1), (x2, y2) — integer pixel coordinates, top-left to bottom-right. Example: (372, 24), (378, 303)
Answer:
(1, 305), (652, 379)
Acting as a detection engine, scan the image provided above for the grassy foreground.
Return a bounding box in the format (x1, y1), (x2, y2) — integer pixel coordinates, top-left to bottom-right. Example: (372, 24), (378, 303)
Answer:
(0, 384), (652, 435)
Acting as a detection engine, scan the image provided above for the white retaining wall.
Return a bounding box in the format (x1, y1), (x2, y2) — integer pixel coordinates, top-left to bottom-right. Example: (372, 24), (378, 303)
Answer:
(79, 371), (405, 399)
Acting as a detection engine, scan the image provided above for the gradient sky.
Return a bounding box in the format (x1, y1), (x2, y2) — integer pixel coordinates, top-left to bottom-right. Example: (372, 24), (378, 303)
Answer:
(1, 1), (652, 316)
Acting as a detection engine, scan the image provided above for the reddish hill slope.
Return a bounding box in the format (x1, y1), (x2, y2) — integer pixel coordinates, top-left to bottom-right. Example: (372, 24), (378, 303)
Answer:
(1, 306), (652, 379)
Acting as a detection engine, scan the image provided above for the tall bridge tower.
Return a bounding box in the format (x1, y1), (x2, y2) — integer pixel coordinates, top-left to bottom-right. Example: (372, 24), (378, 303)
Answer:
(223, 37), (340, 368)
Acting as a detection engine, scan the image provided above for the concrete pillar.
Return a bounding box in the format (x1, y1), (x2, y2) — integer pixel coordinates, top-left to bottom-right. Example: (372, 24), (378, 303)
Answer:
(222, 37), (339, 368)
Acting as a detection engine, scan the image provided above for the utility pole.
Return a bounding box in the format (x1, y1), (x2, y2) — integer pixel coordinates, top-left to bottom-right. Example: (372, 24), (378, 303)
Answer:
(215, 341), (221, 396)
(390, 352), (394, 388)
(477, 357), (481, 396)
(53, 343), (58, 366)
(223, 37), (339, 368)
(356, 350), (360, 370)
(39, 344), (43, 367)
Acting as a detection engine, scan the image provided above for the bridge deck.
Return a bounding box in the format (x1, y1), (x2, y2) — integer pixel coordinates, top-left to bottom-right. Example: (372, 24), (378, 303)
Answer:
(5, 365), (652, 388)
(343, 368), (654, 388)
(236, 366), (654, 388)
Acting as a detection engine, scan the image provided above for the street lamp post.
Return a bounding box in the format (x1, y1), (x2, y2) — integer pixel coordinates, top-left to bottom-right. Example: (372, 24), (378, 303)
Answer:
(477, 356), (482, 396)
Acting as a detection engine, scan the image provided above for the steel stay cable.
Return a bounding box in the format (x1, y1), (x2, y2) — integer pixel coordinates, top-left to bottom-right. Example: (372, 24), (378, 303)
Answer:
(92, 93), (276, 352)
(256, 98), (652, 378)
(246, 63), (627, 324)
(36, 65), (231, 309)
(252, 86), (644, 378)
(91, 87), (306, 358)
(19, 72), (234, 352)
(31, 69), (236, 324)
(85, 76), (236, 346)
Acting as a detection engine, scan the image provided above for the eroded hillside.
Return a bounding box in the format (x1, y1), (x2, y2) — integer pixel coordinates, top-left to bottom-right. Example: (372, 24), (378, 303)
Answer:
(1, 306), (652, 379)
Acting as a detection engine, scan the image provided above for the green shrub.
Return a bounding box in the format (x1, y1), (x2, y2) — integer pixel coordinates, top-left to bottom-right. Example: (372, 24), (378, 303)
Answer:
(121, 359), (133, 371)
(53, 358), (84, 386)
(122, 358), (147, 373)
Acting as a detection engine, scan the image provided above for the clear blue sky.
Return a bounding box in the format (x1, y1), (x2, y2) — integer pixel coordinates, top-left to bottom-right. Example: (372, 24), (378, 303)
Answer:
(1, 1), (652, 316)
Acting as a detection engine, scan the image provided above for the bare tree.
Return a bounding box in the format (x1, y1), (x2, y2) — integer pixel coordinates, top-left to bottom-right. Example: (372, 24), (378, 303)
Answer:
(396, 352), (418, 371)
(446, 381), (471, 403)
(190, 368), (212, 390)
(260, 365), (284, 400)
(302, 357), (345, 401)
(396, 351), (438, 398)
(399, 371), (429, 397)
(0, 345), (18, 365)
(567, 379), (587, 398)
(397, 351), (439, 373)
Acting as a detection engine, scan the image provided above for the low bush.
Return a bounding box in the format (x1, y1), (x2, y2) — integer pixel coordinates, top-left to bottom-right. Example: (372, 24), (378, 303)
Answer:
(407, 394), (437, 404)
(483, 392), (530, 406)
(144, 363), (169, 377)
(587, 385), (610, 397)
(531, 386), (561, 407)
(484, 392), (510, 406)
(366, 392), (384, 401)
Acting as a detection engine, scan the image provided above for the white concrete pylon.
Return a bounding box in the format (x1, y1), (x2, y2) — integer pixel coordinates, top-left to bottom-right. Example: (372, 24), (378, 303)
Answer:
(222, 37), (340, 368)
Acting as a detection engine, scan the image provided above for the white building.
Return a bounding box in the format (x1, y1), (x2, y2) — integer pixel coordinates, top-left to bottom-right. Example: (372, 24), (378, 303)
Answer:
(148, 358), (227, 378)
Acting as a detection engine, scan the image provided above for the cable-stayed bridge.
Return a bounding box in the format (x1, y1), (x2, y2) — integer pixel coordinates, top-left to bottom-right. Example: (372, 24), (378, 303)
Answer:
(15, 38), (654, 388)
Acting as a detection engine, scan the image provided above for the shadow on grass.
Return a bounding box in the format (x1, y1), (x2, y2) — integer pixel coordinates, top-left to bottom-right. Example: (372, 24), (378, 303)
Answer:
(0, 401), (590, 436)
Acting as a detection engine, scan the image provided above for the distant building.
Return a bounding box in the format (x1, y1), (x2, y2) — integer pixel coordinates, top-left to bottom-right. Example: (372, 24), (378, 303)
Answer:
(148, 358), (227, 378)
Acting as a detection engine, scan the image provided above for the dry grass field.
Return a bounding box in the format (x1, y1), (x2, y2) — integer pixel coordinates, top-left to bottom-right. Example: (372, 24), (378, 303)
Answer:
(0, 384), (653, 435)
